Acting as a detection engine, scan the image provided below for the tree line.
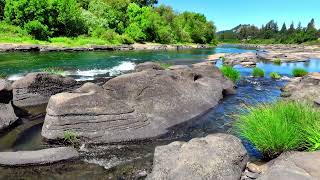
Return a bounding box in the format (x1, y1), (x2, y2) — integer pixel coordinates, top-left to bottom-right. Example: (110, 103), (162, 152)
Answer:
(0, 0), (216, 44)
(219, 19), (319, 44)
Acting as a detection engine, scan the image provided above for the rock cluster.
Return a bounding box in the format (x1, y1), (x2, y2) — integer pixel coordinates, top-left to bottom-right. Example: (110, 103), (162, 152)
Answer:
(41, 62), (235, 143)
(281, 72), (320, 104)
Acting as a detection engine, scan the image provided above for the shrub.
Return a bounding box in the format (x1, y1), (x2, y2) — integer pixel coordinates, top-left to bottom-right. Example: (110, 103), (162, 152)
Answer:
(220, 65), (241, 82)
(273, 58), (281, 65)
(120, 34), (135, 45)
(24, 20), (51, 40)
(292, 68), (308, 77)
(252, 67), (265, 78)
(234, 101), (320, 159)
(270, 72), (281, 79)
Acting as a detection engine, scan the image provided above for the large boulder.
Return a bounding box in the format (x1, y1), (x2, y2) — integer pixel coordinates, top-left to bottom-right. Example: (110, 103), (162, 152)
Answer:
(0, 79), (13, 103)
(147, 134), (249, 180)
(281, 72), (320, 104)
(12, 73), (77, 115)
(42, 62), (235, 143)
(258, 151), (320, 180)
(0, 102), (18, 131)
(0, 147), (79, 166)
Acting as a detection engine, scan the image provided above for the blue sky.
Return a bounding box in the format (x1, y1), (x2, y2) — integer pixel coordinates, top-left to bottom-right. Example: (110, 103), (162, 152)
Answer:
(158, 0), (319, 31)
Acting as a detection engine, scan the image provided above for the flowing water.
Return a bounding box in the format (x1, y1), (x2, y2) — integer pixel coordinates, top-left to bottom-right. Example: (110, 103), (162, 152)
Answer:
(0, 45), (320, 179)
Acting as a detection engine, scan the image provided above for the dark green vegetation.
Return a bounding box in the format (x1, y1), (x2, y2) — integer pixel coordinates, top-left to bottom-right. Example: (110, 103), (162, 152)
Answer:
(218, 19), (320, 44)
(63, 131), (78, 145)
(235, 101), (320, 159)
(0, 0), (216, 45)
(273, 58), (281, 65)
(220, 65), (241, 82)
(252, 67), (265, 78)
(269, 72), (281, 79)
(292, 68), (308, 77)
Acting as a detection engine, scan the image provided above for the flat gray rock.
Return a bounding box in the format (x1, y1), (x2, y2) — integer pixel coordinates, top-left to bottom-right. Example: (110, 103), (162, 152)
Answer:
(42, 62), (235, 143)
(0, 147), (79, 166)
(147, 134), (249, 180)
(0, 102), (18, 131)
(258, 151), (320, 180)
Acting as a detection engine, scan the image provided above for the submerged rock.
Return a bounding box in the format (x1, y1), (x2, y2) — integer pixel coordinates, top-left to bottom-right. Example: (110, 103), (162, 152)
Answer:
(0, 102), (18, 131)
(147, 134), (249, 180)
(0, 147), (79, 166)
(281, 72), (320, 104)
(12, 73), (77, 115)
(258, 151), (320, 180)
(42, 62), (235, 143)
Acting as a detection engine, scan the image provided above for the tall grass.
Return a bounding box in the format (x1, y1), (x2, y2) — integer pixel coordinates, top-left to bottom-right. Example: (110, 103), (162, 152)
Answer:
(234, 101), (320, 159)
(292, 68), (308, 77)
(220, 65), (241, 82)
(252, 67), (265, 78)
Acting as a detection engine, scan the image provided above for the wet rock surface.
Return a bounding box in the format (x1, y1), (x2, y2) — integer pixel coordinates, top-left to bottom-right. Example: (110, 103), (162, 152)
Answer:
(12, 73), (77, 115)
(281, 72), (320, 104)
(41, 62), (235, 143)
(0, 147), (79, 166)
(258, 151), (320, 180)
(147, 134), (249, 180)
(0, 79), (13, 104)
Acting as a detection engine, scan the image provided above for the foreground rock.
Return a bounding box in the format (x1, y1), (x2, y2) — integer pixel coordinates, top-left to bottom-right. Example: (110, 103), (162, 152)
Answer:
(258, 151), (320, 180)
(0, 147), (79, 166)
(12, 73), (77, 115)
(0, 79), (13, 103)
(147, 134), (249, 180)
(281, 72), (320, 104)
(42, 62), (235, 143)
(0, 103), (18, 131)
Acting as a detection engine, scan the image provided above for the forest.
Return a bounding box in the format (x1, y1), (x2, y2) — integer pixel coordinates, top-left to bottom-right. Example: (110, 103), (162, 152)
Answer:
(0, 0), (217, 45)
(218, 19), (320, 44)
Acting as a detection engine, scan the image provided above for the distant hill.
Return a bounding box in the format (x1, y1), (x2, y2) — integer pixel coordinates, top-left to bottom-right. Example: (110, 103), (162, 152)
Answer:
(217, 24), (251, 34)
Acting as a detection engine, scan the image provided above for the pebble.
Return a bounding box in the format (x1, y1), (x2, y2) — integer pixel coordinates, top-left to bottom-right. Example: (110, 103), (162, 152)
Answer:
(247, 162), (262, 173)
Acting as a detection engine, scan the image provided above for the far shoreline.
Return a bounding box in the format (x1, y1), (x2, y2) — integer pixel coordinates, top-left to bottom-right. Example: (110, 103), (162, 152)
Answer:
(0, 43), (214, 53)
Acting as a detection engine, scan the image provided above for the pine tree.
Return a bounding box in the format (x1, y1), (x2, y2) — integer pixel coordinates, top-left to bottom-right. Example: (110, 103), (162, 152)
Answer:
(280, 23), (287, 34)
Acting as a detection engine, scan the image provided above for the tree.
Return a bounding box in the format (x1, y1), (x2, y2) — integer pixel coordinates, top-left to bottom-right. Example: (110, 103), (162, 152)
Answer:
(304, 18), (318, 41)
(280, 23), (287, 34)
(0, 0), (4, 20)
(131, 0), (158, 7)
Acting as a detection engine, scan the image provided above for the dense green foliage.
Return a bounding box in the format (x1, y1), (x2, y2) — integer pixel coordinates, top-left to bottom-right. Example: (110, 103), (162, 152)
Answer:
(0, 0), (216, 45)
(292, 68), (308, 77)
(252, 67), (265, 78)
(219, 19), (320, 44)
(273, 58), (281, 65)
(269, 72), (281, 79)
(235, 101), (320, 159)
(220, 65), (241, 82)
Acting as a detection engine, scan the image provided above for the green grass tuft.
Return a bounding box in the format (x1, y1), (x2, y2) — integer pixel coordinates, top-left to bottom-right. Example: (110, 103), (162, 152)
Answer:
(41, 67), (65, 76)
(220, 65), (241, 82)
(252, 67), (265, 78)
(270, 72), (281, 79)
(234, 101), (320, 159)
(63, 131), (78, 144)
(292, 68), (308, 77)
(0, 72), (8, 79)
(273, 58), (281, 65)
(159, 63), (173, 69)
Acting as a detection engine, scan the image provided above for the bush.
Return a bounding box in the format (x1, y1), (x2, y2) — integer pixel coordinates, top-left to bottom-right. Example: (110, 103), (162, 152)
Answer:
(220, 65), (241, 82)
(273, 58), (281, 65)
(292, 68), (308, 77)
(234, 101), (320, 159)
(120, 34), (135, 45)
(24, 20), (51, 40)
(252, 67), (265, 78)
(270, 72), (281, 79)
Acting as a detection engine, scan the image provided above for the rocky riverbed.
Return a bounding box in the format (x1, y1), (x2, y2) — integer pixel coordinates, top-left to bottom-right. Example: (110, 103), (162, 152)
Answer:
(1, 49), (320, 179)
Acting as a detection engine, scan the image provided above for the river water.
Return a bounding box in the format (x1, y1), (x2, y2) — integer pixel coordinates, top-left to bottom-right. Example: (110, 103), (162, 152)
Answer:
(0, 45), (320, 179)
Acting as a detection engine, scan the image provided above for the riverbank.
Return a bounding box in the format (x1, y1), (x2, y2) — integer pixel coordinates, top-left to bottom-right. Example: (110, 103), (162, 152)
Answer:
(0, 43), (213, 52)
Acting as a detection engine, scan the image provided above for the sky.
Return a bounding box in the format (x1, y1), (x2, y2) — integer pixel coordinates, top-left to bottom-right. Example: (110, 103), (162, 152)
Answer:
(158, 0), (320, 31)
